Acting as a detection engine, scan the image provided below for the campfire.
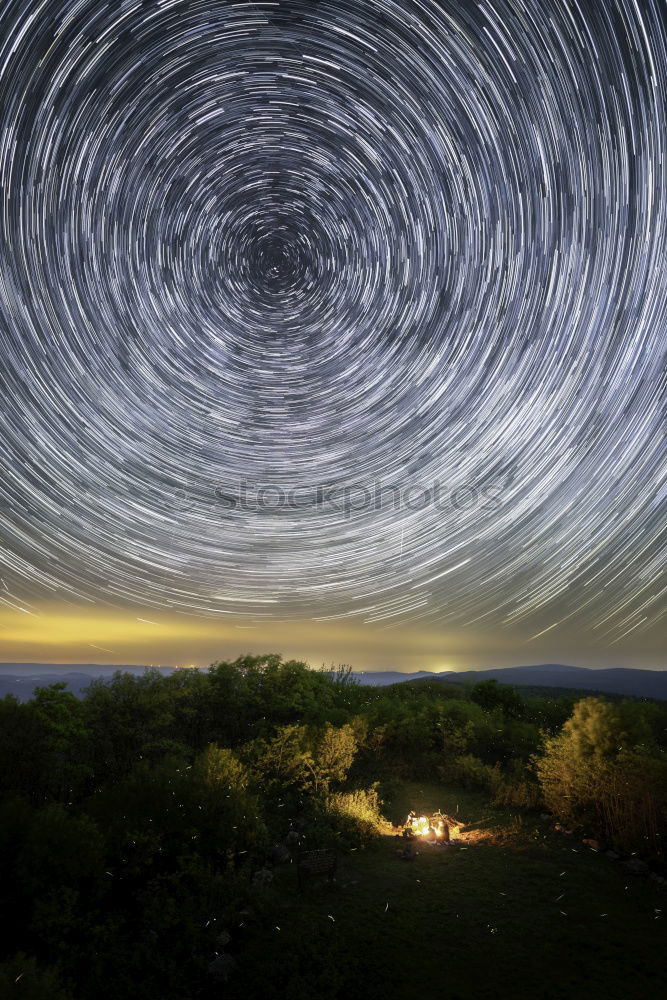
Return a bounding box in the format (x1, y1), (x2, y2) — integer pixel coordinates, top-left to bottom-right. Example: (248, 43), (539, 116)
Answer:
(394, 810), (462, 860)
(404, 811), (459, 843)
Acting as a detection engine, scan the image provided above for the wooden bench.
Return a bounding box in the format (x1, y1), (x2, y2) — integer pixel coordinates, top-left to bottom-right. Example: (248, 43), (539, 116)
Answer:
(296, 848), (338, 891)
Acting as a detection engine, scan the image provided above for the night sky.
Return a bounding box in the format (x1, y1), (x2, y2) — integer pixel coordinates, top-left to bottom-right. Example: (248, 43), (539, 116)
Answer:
(0, 0), (665, 670)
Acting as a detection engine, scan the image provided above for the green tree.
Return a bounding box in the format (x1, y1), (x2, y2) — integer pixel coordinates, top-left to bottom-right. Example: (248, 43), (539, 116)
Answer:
(470, 679), (525, 719)
(314, 723), (357, 790)
(0, 698), (49, 801)
(82, 670), (179, 783)
(30, 684), (91, 801)
(534, 697), (667, 851)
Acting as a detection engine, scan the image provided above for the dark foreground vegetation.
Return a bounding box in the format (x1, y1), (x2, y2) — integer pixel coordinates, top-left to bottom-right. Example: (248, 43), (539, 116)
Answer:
(1, 654), (666, 999)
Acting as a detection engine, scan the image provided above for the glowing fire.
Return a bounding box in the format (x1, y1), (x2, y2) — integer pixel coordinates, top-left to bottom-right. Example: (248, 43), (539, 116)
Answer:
(404, 812), (455, 841)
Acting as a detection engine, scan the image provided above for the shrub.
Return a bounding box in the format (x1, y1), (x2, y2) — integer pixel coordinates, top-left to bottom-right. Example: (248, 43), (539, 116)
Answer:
(307, 785), (384, 848)
(251, 723), (358, 798)
(439, 753), (502, 792)
(592, 750), (667, 858)
(490, 759), (542, 810)
(533, 698), (667, 857)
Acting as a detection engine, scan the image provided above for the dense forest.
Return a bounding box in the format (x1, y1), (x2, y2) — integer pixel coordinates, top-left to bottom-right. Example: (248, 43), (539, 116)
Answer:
(1, 654), (666, 999)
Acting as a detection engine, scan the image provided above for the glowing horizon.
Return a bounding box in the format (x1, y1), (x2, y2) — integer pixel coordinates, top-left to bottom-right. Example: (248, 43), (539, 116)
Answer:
(0, 603), (663, 672)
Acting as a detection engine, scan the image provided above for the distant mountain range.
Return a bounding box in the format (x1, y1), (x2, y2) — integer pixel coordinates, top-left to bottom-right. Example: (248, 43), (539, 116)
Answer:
(0, 664), (176, 701)
(0, 661), (665, 701)
(352, 670), (438, 686)
(406, 664), (667, 700)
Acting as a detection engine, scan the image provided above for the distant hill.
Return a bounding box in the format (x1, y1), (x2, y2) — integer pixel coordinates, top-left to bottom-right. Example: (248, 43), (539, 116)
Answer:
(0, 661), (665, 702)
(348, 670), (446, 687)
(0, 663), (176, 701)
(405, 664), (667, 701)
(0, 663), (176, 676)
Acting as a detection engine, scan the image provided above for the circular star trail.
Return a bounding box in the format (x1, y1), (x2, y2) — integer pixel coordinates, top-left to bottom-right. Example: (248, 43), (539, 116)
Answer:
(0, 0), (665, 643)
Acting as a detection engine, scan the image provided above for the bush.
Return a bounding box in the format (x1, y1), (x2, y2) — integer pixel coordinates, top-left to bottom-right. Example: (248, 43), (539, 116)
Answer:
(490, 759), (542, 810)
(533, 698), (667, 857)
(595, 750), (667, 858)
(439, 754), (502, 792)
(250, 722), (358, 799)
(439, 752), (541, 808)
(327, 784), (383, 829)
(304, 785), (384, 849)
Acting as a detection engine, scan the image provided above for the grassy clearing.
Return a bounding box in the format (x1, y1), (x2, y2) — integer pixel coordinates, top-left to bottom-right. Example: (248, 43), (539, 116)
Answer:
(229, 782), (666, 1000)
